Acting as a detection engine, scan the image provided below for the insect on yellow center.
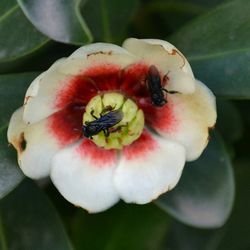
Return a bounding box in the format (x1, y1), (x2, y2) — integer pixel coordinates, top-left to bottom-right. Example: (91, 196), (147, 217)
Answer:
(83, 93), (145, 149)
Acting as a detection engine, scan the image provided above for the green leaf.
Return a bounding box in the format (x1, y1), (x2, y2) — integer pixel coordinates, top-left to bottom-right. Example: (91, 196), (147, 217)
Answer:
(132, 0), (226, 38)
(184, 0), (227, 8)
(81, 0), (139, 43)
(0, 180), (73, 250)
(0, 127), (24, 200)
(217, 160), (250, 250)
(217, 99), (243, 143)
(133, 1), (206, 38)
(165, 220), (223, 250)
(0, 0), (17, 16)
(0, 72), (39, 128)
(0, 0), (49, 64)
(170, 0), (250, 99)
(0, 73), (39, 199)
(71, 203), (169, 250)
(17, 0), (92, 45)
(156, 131), (235, 229)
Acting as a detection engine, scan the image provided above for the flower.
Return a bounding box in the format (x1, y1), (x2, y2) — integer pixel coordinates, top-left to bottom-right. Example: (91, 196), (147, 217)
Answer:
(7, 38), (216, 213)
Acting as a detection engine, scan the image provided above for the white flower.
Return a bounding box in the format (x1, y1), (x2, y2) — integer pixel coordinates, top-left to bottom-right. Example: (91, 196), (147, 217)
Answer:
(7, 38), (216, 212)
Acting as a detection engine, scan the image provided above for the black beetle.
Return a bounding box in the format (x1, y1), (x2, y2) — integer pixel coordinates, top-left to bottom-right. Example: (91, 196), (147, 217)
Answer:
(82, 107), (123, 139)
(146, 65), (178, 107)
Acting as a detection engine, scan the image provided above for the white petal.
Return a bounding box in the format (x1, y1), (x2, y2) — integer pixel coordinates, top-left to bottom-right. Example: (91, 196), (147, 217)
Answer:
(138, 39), (194, 76)
(7, 107), (26, 145)
(8, 107), (81, 179)
(114, 130), (186, 204)
(51, 140), (119, 213)
(69, 42), (133, 59)
(19, 123), (60, 178)
(23, 69), (68, 124)
(57, 49), (135, 76)
(23, 43), (136, 124)
(24, 58), (66, 102)
(122, 38), (195, 94)
(167, 69), (195, 94)
(153, 80), (216, 161)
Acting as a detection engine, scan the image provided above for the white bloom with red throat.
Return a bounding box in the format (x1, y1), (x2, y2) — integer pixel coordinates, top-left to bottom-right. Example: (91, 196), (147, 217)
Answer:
(7, 38), (216, 213)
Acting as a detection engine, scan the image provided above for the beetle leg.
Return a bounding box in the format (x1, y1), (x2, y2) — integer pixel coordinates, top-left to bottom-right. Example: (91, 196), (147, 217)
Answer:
(90, 110), (98, 119)
(107, 129), (110, 137)
(162, 88), (179, 94)
(101, 106), (110, 115)
(162, 72), (179, 94)
(102, 105), (116, 115)
(162, 71), (170, 85)
(109, 125), (126, 133)
(103, 129), (110, 137)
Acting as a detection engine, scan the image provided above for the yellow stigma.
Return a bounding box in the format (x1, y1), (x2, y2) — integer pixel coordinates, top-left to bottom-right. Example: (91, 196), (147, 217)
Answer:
(83, 93), (144, 149)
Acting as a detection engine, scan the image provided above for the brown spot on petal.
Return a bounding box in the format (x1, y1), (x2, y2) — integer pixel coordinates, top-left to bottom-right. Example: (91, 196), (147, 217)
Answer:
(208, 125), (215, 131)
(207, 133), (211, 142)
(87, 51), (113, 57)
(24, 95), (32, 105)
(169, 49), (186, 69)
(19, 132), (27, 153)
(207, 126), (215, 143)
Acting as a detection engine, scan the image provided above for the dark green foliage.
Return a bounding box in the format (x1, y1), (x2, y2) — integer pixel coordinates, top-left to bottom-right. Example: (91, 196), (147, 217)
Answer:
(0, 73), (39, 127)
(156, 132), (235, 228)
(0, 128), (24, 200)
(70, 203), (169, 250)
(0, 180), (73, 250)
(170, 0), (250, 99)
(0, 0), (49, 73)
(81, 0), (139, 43)
(17, 0), (92, 45)
(0, 0), (249, 249)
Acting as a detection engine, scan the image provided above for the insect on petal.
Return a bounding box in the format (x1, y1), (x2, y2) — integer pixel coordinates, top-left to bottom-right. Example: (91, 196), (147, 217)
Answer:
(123, 38), (193, 76)
(23, 43), (136, 124)
(148, 80), (216, 161)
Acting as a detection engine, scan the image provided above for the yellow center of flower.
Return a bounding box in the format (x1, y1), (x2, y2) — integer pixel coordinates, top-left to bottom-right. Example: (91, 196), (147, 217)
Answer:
(83, 93), (144, 149)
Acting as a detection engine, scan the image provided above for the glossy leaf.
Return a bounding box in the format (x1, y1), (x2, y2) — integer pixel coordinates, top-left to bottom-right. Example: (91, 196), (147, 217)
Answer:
(0, 72), (39, 128)
(217, 160), (250, 250)
(165, 220), (223, 250)
(189, 0), (226, 7)
(0, 127), (24, 200)
(0, 0), (49, 64)
(156, 131), (235, 228)
(217, 99), (243, 143)
(132, 0), (226, 38)
(133, 1), (206, 38)
(0, 73), (37, 199)
(170, 0), (250, 99)
(0, 0), (17, 16)
(70, 203), (169, 250)
(17, 0), (92, 45)
(81, 0), (139, 42)
(0, 180), (73, 250)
